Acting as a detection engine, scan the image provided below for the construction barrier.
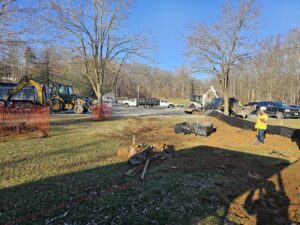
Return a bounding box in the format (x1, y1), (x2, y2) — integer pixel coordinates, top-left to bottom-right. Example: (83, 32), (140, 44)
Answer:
(0, 104), (50, 141)
(91, 103), (112, 121)
(211, 111), (300, 144)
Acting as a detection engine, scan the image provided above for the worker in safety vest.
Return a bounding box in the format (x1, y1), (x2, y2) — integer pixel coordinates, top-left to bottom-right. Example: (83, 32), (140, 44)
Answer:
(255, 106), (268, 144)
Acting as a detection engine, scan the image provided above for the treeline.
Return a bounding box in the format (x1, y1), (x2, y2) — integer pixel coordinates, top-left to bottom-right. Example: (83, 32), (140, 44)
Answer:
(228, 29), (300, 105)
(0, 46), (204, 99)
(0, 0), (299, 104)
(1, 32), (299, 104)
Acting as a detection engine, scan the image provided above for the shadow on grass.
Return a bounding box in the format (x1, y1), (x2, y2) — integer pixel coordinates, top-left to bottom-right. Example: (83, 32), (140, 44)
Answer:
(0, 146), (295, 225)
(50, 117), (92, 126)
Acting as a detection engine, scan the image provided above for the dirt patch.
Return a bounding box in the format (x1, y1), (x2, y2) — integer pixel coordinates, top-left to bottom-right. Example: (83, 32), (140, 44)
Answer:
(227, 161), (300, 225)
(115, 116), (299, 224)
(118, 116), (299, 155)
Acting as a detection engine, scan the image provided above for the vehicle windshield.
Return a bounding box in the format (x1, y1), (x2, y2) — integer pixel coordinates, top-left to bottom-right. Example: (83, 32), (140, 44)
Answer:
(280, 103), (290, 107)
(191, 95), (201, 102)
(211, 98), (222, 105)
(58, 85), (69, 95)
(68, 86), (74, 95)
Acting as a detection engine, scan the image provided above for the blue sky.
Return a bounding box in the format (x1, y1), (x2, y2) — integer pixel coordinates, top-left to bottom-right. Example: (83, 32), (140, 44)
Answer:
(126, 0), (300, 75)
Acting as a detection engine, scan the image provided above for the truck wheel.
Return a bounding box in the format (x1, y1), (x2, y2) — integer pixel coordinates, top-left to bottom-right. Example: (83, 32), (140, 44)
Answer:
(51, 100), (63, 113)
(124, 103), (129, 108)
(276, 111), (284, 119)
(74, 105), (84, 114)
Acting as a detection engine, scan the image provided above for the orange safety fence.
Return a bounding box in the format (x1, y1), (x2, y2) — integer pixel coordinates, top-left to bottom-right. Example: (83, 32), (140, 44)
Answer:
(0, 104), (50, 141)
(91, 103), (112, 121)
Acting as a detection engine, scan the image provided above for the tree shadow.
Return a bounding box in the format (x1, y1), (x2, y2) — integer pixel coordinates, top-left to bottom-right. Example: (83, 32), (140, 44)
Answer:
(50, 117), (92, 126)
(291, 129), (300, 149)
(244, 172), (291, 225)
(0, 146), (296, 225)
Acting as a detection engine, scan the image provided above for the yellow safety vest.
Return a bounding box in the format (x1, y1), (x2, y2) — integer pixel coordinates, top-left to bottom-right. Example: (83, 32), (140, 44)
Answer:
(255, 113), (268, 130)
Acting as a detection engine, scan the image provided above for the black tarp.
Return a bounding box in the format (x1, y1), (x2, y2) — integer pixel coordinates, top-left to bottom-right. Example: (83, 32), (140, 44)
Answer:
(175, 122), (214, 137)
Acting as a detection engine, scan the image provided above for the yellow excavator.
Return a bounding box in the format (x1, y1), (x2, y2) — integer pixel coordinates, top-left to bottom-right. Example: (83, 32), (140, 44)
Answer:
(2, 75), (92, 114)
(3, 76), (49, 106)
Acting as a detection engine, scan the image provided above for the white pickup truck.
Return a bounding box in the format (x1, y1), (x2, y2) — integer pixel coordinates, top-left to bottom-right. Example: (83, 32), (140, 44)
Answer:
(123, 98), (138, 107)
(159, 100), (174, 108)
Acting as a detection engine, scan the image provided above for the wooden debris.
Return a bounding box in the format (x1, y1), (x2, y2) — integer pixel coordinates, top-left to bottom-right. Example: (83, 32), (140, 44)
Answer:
(119, 143), (175, 180)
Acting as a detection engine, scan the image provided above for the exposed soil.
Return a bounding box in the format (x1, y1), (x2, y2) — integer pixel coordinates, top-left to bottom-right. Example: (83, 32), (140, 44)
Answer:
(118, 116), (299, 156)
(115, 116), (300, 224)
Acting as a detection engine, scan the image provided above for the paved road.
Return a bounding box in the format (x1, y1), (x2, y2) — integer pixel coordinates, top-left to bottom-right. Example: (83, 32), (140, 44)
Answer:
(112, 104), (185, 117)
(52, 104), (186, 117)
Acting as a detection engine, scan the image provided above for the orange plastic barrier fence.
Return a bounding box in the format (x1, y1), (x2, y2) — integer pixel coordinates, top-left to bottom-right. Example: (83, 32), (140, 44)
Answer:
(91, 103), (112, 121)
(0, 105), (49, 141)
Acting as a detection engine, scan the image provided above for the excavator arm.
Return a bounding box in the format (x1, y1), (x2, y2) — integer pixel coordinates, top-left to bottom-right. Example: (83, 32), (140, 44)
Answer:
(3, 76), (47, 106)
(202, 86), (218, 107)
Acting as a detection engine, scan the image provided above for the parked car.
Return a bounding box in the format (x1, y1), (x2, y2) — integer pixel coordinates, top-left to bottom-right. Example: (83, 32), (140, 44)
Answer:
(159, 100), (174, 108)
(244, 101), (260, 107)
(123, 98), (138, 107)
(102, 93), (115, 103)
(254, 101), (300, 119)
(103, 96), (115, 104)
(116, 97), (129, 104)
(290, 105), (300, 110)
(205, 97), (238, 114)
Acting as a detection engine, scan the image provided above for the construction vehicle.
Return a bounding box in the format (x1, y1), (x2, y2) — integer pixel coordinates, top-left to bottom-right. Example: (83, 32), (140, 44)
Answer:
(204, 97), (256, 118)
(2, 76), (49, 106)
(48, 81), (92, 113)
(2, 75), (92, 114)
(184, 86), (218, 114)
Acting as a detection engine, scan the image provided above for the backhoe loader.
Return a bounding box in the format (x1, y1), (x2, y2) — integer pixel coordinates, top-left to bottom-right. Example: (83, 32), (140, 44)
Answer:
(1, 75), (91, 114)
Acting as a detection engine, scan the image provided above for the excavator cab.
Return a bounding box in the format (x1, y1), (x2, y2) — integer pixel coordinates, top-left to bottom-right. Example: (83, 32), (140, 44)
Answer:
(190, 95), (202, 104)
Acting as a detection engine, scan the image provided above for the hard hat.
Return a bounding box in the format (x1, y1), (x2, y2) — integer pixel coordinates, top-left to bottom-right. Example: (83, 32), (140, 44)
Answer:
(259, 106), (267, 111)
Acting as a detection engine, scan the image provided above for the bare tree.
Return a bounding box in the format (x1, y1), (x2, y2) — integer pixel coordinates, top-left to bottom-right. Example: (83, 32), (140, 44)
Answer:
(42, 0), (146, 101)
(0, 0), (25, 81)
(0, 0), (15, 46)
(186, 0), (260, 115)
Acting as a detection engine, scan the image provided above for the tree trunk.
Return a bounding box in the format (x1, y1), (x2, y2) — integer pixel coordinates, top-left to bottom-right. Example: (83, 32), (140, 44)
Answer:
(223, 70), (230, 116)
(223, 87), (229, 115)
(251, 89), (255, 101)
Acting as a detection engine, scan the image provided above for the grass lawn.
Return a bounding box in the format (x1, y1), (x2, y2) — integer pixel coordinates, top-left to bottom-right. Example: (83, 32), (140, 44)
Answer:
(166, 98), (190, 105)
(0, 114), (299, 225)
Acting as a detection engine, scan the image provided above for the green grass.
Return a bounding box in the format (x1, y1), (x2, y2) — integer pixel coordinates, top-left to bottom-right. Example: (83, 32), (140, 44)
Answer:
(0, 116), (128, 189)
(166, 98), (190, 105)
(0, 115), (299, 225)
